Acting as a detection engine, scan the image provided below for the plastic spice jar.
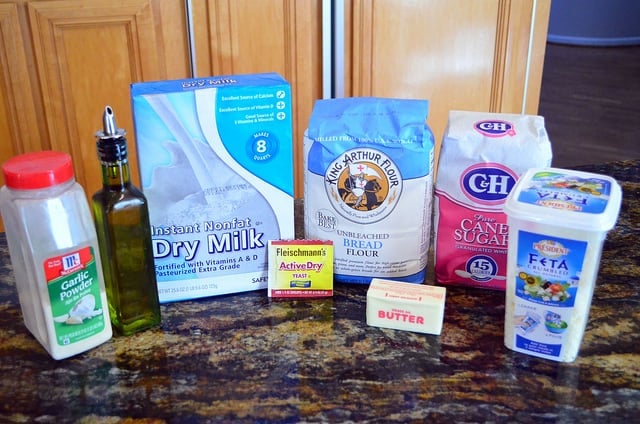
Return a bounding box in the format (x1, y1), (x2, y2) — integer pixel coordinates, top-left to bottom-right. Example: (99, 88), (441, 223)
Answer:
(0, 151), (112, 360)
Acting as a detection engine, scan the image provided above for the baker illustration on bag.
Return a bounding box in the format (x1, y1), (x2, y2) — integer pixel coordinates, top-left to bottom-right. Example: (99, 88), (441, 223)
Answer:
(339, 163), (384, 211)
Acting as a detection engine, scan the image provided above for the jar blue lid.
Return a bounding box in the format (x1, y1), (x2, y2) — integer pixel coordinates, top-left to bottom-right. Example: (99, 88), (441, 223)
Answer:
(504, 167), (622, 232)
(2, 151), (75, 190)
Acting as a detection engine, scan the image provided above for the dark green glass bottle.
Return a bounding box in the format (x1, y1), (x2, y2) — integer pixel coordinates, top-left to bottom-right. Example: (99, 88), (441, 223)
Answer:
(92, 105), (161, 336)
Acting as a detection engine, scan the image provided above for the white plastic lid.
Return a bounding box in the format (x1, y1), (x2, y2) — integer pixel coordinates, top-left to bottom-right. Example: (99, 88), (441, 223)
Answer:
(504, 167), (622, 232)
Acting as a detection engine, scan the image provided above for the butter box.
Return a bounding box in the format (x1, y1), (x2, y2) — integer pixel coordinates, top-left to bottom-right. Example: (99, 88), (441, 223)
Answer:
(366, 278), (446, 335)
(268, 240), (333, 298)
(131, 73), (294, 302)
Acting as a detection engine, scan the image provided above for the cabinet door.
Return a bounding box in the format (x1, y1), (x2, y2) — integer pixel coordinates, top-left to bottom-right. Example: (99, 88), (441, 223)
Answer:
(191, 0), (324, 197)
(0, 3), (45, 231)
(345, 0), (551, 152)
(0, 3), (43, 175)
(27, 0), (190, 197)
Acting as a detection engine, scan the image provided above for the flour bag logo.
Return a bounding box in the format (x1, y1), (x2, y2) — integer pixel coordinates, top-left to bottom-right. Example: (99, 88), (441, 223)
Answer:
(474, 120), (516, 137)
(324, 148), (402, 223)
(461, 163), (518, 205)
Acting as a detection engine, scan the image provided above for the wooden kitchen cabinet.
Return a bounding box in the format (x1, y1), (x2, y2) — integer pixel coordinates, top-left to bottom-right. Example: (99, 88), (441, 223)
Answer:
(344, 0), (551, 156)
(0, 3), (44, 175)
(0, 0), (190, 230)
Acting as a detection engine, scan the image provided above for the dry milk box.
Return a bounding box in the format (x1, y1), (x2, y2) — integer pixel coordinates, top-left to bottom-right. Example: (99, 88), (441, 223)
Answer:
(304, 97), (434, 284)
(131, 73), (294, 302)
(434, 110), (552, 290)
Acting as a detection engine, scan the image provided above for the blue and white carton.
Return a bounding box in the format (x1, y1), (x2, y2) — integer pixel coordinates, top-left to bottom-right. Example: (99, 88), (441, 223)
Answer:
(131, 73), (294, 302)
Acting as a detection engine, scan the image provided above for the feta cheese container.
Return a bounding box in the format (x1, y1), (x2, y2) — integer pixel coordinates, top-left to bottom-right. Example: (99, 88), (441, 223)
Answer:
(503, 168), (622, 362)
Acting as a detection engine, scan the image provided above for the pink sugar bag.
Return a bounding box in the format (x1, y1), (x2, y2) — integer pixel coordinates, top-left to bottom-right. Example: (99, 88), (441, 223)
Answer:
(433, 110), (552, 290)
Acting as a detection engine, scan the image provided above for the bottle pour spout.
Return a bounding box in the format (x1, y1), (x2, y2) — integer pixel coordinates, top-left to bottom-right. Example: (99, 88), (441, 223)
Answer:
(97, 105), (126, 139)
(103, 106), (117, 136)
(96, 105), (128, 162)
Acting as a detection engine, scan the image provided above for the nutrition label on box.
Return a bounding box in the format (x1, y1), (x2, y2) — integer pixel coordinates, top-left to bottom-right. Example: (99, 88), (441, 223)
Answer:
(215, 89), (289, 163)
(218, 90), (288, 125)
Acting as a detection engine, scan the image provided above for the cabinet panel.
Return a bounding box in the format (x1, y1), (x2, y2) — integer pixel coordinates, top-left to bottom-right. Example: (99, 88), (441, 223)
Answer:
(192, 0), (323, 197)
(0, 3), (43, 172)
(0, 2), (46, 231)
(27, 0), (189, 197)
(346, 0), (551, 154)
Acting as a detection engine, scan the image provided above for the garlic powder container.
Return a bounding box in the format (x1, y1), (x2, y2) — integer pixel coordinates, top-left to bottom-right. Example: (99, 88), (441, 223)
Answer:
(0, 151), (112, 360)
(503, 168), (622, 362)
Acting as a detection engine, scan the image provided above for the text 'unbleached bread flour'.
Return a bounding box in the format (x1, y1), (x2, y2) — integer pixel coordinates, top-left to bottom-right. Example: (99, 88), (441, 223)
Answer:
(433, 110), (552, 290)
(304, 97), (434, 284)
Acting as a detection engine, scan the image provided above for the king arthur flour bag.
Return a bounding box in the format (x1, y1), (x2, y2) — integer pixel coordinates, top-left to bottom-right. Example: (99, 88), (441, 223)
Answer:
(434, 110), (552, 290)
(304, 97), (434, 284)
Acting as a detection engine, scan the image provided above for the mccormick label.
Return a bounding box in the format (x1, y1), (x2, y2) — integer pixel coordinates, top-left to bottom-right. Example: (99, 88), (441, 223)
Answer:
(268, 240), (333, 298)
(45, 247), (107, 346)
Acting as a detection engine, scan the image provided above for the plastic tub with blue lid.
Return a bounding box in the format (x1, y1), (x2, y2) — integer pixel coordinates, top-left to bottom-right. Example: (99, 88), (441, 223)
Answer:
(503, 167), (622, 362)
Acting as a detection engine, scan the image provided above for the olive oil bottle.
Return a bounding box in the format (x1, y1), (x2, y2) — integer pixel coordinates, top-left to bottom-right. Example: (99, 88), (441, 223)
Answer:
(92, 105), (161, 336)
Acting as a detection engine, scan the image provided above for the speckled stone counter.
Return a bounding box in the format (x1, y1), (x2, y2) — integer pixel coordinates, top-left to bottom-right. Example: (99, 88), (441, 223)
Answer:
(0, 161), (638, 423)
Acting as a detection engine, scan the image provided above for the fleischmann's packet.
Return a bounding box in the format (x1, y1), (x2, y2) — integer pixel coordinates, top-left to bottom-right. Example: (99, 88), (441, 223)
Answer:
(433, 110), (552, 290)
(268, 240), (334, 298)
(304, 97), (434, 284)
(132, 73), (294, 302)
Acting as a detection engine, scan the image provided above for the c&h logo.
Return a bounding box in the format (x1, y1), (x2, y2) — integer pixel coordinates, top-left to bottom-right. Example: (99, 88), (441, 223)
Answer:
(460, 163), (517, 205)
(473, 120), (516, 138)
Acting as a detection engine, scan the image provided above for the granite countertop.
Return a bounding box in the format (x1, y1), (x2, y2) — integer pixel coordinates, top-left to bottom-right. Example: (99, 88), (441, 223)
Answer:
(0, 160), (638, 423)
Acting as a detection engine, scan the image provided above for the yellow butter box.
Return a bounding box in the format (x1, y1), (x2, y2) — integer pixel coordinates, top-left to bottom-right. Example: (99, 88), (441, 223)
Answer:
(268, 240), (333, 298)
